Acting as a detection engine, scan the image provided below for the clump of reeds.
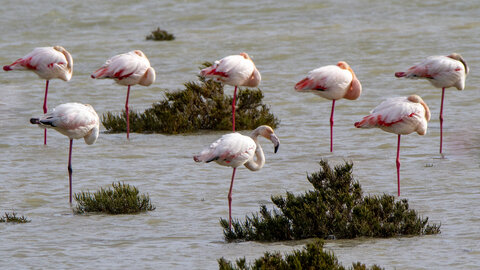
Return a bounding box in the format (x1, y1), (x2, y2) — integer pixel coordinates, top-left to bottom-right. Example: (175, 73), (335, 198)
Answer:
(101, 63), (279, 134)
(218, 239), (384, 270)
(74, 182), (156, 214)
(0, 212), (31, 223)
(221, 160), (441, 241)
(146, 27), (175, 41)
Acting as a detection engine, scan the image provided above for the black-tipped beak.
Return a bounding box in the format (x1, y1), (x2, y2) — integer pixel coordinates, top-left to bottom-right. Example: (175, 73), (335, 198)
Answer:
(274, 144), (279, 153)
(30, 118), (39, 124)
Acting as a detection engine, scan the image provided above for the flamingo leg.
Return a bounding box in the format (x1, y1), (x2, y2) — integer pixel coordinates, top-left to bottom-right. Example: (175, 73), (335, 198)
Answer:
(68, 139), (73, 204)
(43, 80), (49, 145)
(396, 134), (401, 196)
(232, 86), (237, 132)
(439, 87), (445, 154)
(329, 100), (336, 152)
(228, 167), (237, 230)
(126, 85), (131, 140)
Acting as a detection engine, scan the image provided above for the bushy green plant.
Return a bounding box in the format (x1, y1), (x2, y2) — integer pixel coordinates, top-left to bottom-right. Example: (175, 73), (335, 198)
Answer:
(218, 239), (384, 270)
(146, 27), (175, 41)
(74, 182), (155, 214)
(221, 160), (440, 241)
(101, 63), (279, 134)
(0, 212), (30, 223)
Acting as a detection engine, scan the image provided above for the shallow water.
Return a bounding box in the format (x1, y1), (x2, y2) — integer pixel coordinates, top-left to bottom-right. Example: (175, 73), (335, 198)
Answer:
(1, 0), (480, 269)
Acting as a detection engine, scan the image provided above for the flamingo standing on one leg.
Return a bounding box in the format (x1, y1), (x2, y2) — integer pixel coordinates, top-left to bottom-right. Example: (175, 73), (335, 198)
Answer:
(193, 125), (280, 229)
(91, 50), (156, 139)
(354, 95), (431, 196)
(199, 53), (261, 132)
(3, 46), (73, 145)
(395, 53), (468, 155)
(30, 103), (99, 203)
(294, 61), (362, 152)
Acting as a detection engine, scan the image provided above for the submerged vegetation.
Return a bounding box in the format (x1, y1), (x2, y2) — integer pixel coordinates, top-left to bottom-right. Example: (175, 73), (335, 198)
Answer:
(146, 27), (175, 41)
(74, 182), (155, 215)
(102, 63), (279, 134)
(221, 160), (440, 241)
(218, 239), (383, 270)
(0, 212), (30, 223)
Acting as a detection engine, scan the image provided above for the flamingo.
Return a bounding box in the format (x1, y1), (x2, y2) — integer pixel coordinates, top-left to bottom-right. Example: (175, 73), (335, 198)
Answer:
(354, 95), (431, 196)
(3, 46), (73, 145)
(193, 125), (280, 229)
(294, 61), (362, 152)
(91, 50), (156, 139)
(199, 53), (261, 132)
(395, 53), (468, 154)
(30, 103), (100, 203)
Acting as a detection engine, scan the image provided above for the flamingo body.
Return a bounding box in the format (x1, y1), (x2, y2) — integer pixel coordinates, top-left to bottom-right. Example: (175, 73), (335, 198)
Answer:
(199, 53), (261, 88)
(3, 46), (73, 81)
(194, 125), (280, 229)
(395, 53), (468, 90)
(91, 50), (155, 86)
(30, 103), (100, 203)
(354, 95), (431, 135)
(354, 95), (430, 196)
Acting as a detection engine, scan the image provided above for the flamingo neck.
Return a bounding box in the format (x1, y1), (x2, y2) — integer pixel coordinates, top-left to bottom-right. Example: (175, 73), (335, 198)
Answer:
(244, 133), (265, 171)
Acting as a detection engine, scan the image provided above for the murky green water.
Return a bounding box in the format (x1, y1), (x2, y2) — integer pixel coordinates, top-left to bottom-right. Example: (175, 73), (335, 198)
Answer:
(1, 0), (479, 269)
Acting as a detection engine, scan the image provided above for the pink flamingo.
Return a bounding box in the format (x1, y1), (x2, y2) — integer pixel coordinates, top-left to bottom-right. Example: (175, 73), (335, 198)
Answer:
(395, 53), (468, 154)
(295, 61), (362, 152)
(193, 125), (279, 229)
(354, 95), (431, 196)
(199, 53), (261, 132)
(30, 103), (99, 203)
(91, 50), (156, 139)
(3, 46), (73, 145)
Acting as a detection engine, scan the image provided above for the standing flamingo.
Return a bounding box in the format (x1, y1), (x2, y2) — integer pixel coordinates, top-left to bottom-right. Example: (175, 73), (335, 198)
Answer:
(193, 125), (280, 229)
(354, 95), (431, 196)
(3, 46), (73, 145)
(199, 53), (261, 132)
(91, 50), (155, 139)
(395, 53), (468, 154)
(295, 61), (362, 152)
(30, 103), (100, 203)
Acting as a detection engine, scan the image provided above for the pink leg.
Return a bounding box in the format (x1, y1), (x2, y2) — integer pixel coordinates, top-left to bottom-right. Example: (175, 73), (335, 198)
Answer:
(329, 100), (336, 152)
(396, 134), (401, 196)
(68, 139), (73, 204)
(43, 80), (49, 145)
(232, 86), (237, 132)
(227, 167), (237, 230)
(126, 85), (131, 140)
(439, 87), (445, 154)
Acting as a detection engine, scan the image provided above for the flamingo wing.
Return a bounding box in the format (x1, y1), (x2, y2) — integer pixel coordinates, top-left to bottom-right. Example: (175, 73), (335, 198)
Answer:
(92, 51), (152, 84)
(295, 65), (352, 100)
(200, 54), (255, 86)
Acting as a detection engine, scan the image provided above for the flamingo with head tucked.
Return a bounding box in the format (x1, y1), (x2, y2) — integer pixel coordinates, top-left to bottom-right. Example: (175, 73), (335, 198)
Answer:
(30, 102), (100, 203)
(199, 53), (261, 132)
(395, 53), (468, 154)
(91, 50), (156, 139)
(193, 125), (279, 229)
(295, 61), (362, 152)
(354, 95), (431, 196)
(3, 46), (73, 145)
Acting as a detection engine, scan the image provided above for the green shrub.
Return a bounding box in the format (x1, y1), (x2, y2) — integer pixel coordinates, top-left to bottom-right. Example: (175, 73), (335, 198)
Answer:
(218, 239), (384, 270)
(0, 212), (30, 223)
(146, 27), (175, 41)
(101, 63), (279, 134)
(221, 160), (440, 241)
(74, 182), (155, 214)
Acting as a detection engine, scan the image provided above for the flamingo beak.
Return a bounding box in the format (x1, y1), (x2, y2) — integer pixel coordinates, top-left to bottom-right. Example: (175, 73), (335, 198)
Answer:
(270, 134), (280, 153)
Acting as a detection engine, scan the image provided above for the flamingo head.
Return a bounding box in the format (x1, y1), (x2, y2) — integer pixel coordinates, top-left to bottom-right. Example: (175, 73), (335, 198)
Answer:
(447, 53), (469, 75)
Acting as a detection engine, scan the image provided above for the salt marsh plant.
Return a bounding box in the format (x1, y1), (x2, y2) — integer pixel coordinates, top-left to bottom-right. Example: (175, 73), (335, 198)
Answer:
(146, 27), (175, 41)
(101, 63), (279, 134)
(221, 160), (440, 241)
(0, 212), (30, 223)
(218, 239), (383, 270)
(74, 182), (155, 214)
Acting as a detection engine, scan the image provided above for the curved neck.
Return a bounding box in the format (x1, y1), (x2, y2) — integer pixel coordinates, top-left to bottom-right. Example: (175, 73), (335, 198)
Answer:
(244, 133), (265, 171)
